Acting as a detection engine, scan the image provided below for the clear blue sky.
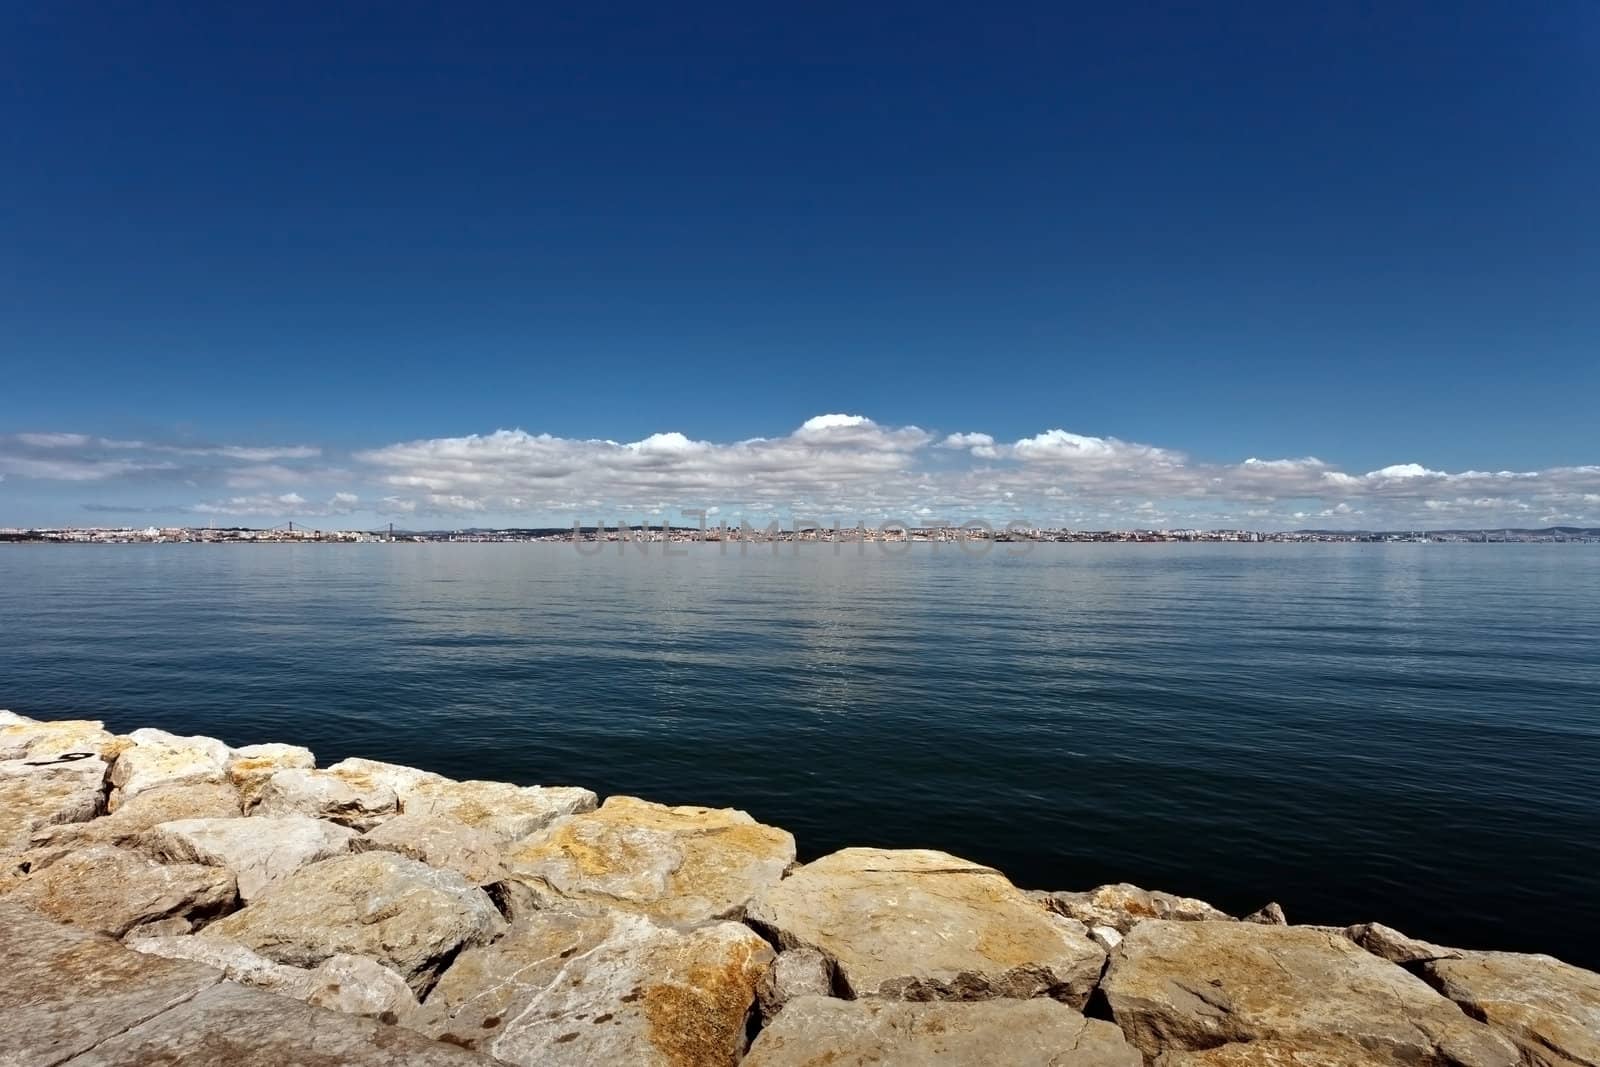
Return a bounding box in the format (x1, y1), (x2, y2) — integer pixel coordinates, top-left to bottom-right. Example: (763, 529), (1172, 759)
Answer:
(3, 2), (1597, 529)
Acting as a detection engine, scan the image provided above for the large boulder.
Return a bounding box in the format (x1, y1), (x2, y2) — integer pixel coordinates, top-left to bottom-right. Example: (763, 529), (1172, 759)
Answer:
(355, 813), (509, 885)
(141, 815), (358, 899)
(0, 901), (222, 1066)
(402, 777), (597, 839)
(323, 755), (449, 796)
(0, 714), (122, 762)
(745, 996), (1142, 1067)
(200, 851), (505, 994)
(62, 980), (496, 1066)
(0, 843), (237, 937)
(1101, 920), (1519, 1067)
(109, 727), (231, 809)
(29, 780), (243, 852)
(1344, 922), (1464, 965)
(225, 742), (316, 802)
(415, 909), (772, 1066)
(747, 847), (1105, 1006)
(129, 933), (421, 1021)
(1035, 883), (1232, 934)
(500, 796), (795, 923)
(250, 767), (399, 829)
(0, 756), (106, 856)
(1423, 951), (1600, 1067)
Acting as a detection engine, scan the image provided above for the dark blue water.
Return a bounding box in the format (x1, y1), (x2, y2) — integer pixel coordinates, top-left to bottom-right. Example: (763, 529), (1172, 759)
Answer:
(3, 543), (1597, 966)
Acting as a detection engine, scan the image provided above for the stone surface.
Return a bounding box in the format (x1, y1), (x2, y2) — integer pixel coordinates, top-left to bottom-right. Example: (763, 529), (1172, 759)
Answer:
(1244, 901), (1287, 925)
(0, 759), (105, 856)
(200, 850), (505, 994)
(500, 795), (795, 923)
(250, 767), (399, 829)
(402, 776), (598, 839)
(325, 755), (449, 796)
(1344, 922), (1464, 964)
(416, 908), (772, 1066)
(0, 716), (121, 762)
(142, 814), (357, 899)
(0, 901), (222, 1066)
(1424, 951), (1600, 1067)
(1155, 1041), (1401, 1066)
(0, 843), (237, 937)
(1036, 882), (1233, 933)
(129, 934), (421, 1021)
(748, 846), (1105, 1006)
(1102, 920), (1519, 1067)
(745, 995), (1142, 1067)
(355, 812), (509, 884)
(124, 916), (195, 940)
(29, 780), (243, 852)
(62, 980), (494, 1066)
(108, 727), (231, 809)
(756, 947), (833, 1023)
(225, 742), (316, 802)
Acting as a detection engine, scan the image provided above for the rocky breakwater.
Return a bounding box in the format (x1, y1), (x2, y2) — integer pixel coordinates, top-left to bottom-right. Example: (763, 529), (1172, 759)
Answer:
(1, 709), (1596, 1067)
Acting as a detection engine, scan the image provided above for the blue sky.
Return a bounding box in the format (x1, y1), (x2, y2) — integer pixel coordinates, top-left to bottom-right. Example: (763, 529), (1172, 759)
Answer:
(3, 2), (1597, 529)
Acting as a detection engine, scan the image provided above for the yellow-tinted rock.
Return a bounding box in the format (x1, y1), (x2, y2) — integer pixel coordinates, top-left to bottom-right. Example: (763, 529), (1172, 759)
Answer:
(502, 796), (795, 924)
(416, 909), (772, 1067)
(1424, 951), (1600, 1067)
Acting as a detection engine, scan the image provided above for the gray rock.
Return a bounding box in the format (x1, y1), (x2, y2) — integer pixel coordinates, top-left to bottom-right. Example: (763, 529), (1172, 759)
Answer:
(1089, 925), (1124, 951)
(129, 933), (421, 1022)
(200, 851), (505, 995)
(0, 901), (222, 1066)
(142, 814), (357, 899)
(250, 767), (399, 830)
(1035, 882), (1233, 933)
(108, 728), (231, 809)
(0, 758), (105, 857)
(501, 795), (795, 923)
(1423, 950), (1600, 1067)
(123, 916), (194, 941)
(415, 908), (772, 1066)
(747, 847), (1105, 1006)
(744, 996), (1142, 1067)
(1155, 1041), (1402, 1065)
(756, 948), (833, 1023)
(29, 780), (243, 853)
(323, 755), (450, 795)
(1244, 902), (1287, 925)
(0, 843), (237, 937)
(354, 812), (508, 885)
(1101, 920), (1519, 1067)
(1343, 922), (1464, 964)
(61, 980), (495, 1066)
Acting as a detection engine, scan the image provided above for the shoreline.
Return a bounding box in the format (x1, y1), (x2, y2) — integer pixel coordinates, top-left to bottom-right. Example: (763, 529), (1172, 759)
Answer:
(4, 709), (1597, 1066)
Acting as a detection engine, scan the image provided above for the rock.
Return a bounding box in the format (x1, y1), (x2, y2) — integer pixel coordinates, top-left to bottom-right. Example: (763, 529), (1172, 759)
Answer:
(109, 727), (231, 809)
(500, 795), (795, 923)
(226, 742), (316, 802)
(250, 767), (399, 829)
(129, 933), (421, 1022)
(1155, 1041), (1400, 1065)
(747, 847), (1105, 1006)
(744, 995), (1142, 1067)
(0, 709), (30, 724)
(756, 948), (833, 1023)
(142, 814), (358, 899)
(355, 812), (509, 885)
(1101, 920), (1519, 1067)
(61, 980), (495, 1066)
(1423, 950), (1600, 1067)
(0, 758), (105, 856)
(0, 842), (237, 937)
(1036, 882), (1233, 933)
(124, 916), (194, 941)
(1244, 901), (1287, 925)
(324, 755), (449, 796)
(30, 779), (243, 852)
(402, 777), (598, 839)
(1090, 925), (1124, 951)
(0, 901), (222, 1066)
(415, 908), (772, 1066)
(0, 715), (121, 762)
(200, 851), (505, 995)
(1344, 922), (1464, 964)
